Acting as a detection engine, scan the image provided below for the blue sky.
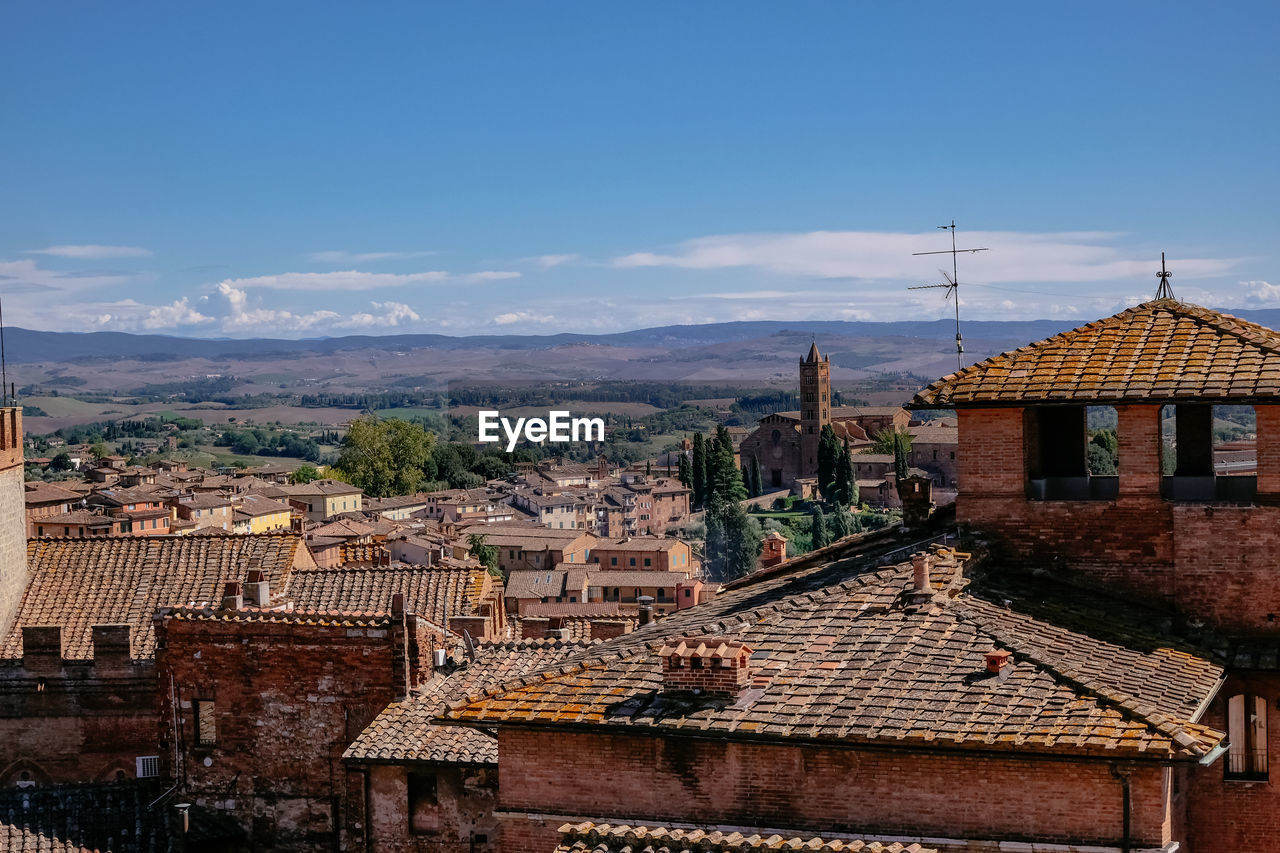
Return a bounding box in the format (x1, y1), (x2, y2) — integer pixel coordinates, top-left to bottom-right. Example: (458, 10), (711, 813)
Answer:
(2, 3), (1277, 337)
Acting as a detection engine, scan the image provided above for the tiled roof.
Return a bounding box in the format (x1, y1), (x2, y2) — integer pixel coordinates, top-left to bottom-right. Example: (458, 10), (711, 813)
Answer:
(445, 543), (1226, 761)
(338, 542), (390, 565)
(553, 823), (935, 853)
(164, 605), (396, 627)
(22, 482), (82, 505)
(2, 534), (305, 660)
(344, 639), (594, 765)
(912, 299), (1280, 407)
(0, 781), (242, 852)
(286, 565), (488, 633)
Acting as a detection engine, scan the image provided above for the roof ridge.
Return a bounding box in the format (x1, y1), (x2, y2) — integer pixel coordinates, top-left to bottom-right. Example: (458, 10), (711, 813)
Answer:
(949, 601), (1220, 756)
(1158, 298), (1280, 356)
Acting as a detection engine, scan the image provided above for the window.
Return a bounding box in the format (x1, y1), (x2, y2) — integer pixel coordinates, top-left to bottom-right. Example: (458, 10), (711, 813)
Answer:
(629, 557), (636, 566)
(644, 557), (651, 567)
(195, 700), (216, 746)
(611, 557), (618, 566)
(684, 589), (692, 598)
(1226, 693), (1268, 779)
(135, 755), (160, 778)
(409, 772), (439, 834)
(1024, 405), (1118, 501)
(1162, 404), (1256, 502)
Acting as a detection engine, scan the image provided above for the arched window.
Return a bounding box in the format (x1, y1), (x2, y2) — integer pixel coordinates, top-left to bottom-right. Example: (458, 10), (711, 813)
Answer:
(1227, 693), (1268, 779)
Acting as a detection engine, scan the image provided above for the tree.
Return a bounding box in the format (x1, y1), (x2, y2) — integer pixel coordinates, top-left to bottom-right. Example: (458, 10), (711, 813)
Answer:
(870, 427), (912, 456)
(893, 432), (910, 481)
(811, 506), (830, 549)
(337, 415), (435, 498)
(89, 443), (109, 463)
(468, 533), (501, 577)
(706, 427), (746, 512)
(836, 439), (857, 507)
(1087, 442), (1117, 475)
(677, 453), (692, 489)
(289, 464), (320, 484)
(832, 503), (853, 539)
(750, 455), (763, 497)
(691, 432), (707, 510)
(704, 501), (763, 582)
(817, 424), (840, 502)
(49, 452), (73, 472)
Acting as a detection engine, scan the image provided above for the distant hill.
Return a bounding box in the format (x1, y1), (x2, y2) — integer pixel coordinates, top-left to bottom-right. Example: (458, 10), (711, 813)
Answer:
(5, 306), (1279, 365)
(0, 314), (1218, 363)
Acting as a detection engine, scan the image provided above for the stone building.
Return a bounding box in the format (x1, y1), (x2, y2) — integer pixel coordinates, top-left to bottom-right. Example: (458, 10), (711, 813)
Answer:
(738, 344), (910, 490)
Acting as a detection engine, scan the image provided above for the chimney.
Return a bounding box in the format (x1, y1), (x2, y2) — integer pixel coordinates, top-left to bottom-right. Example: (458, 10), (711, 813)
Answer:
(545, 627), (570, 641)
(637, 595), (654, 626)
(911, 552), (932, 593)
(391, 593), (405, 618)
(91, 624), (132, 671)
(244, 569), (269, 607)
(433, 648), (448, 670)
(221, 580), (243, 610)
(22, 626), (63, 673)
(985, 649), (1013, 674)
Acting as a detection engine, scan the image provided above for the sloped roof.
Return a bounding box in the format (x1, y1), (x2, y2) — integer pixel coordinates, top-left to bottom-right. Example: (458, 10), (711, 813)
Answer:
(444, 542), (1226, 762)
(344, 639), (594, 765)
(912, 299), (1280, 407)
(286, 565), (488, 633)
(553, 823), (934, 853)
(3, 534), (305, 660)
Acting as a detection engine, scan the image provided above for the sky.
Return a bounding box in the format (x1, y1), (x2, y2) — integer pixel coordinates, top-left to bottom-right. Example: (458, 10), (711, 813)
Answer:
(2, 2), (1278, 338)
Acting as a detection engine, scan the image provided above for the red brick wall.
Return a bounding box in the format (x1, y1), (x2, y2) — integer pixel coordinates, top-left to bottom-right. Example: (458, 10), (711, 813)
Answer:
(1186, 672), (1280, 852)
(156, 617), (411, 852)
(0, 662), (158, 784)
(361, 764), (498, 853)
(496, 728), (1172, 852)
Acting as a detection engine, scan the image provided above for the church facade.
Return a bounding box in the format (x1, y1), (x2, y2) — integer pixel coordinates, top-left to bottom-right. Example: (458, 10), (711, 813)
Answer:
(738, 343), (910, 489)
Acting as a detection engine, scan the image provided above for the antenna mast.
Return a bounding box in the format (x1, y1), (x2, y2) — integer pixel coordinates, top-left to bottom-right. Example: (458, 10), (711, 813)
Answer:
(1154, 251), (1176, 300)
(910, 220), (988, 372)
(0, 295), (9, 407)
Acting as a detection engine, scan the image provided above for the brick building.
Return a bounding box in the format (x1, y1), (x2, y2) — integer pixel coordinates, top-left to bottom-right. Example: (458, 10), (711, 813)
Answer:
(433, 298), (1280, 852)
(738, 344), (908, 490)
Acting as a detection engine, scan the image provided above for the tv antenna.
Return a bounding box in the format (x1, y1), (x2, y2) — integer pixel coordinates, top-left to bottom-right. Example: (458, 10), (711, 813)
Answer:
(1154, 251), (1176, 300)
(910, 220), (988, 372)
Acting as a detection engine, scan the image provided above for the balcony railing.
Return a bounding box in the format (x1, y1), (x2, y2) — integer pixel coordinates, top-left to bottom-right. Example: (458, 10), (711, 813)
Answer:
(1161, 475), (1257, 503)
(1026, 476), (1118, 501)
(1226, 749), (1268, 780)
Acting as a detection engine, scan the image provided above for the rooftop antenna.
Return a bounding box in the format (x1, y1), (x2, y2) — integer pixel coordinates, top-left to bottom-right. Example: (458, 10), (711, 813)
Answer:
(0, 294), (9, 407)
(1155, 252), (1176, 300)
(910, 220), (988, 372)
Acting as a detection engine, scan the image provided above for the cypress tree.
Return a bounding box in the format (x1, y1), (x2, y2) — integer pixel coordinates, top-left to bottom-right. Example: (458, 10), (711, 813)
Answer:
(691, 432), (706, 509)
(837, 438), (857, 507)
(817, 424), (840, 502)
(811, 506), (830, 549)
(677, 453), (691, 489)
(893, 432), (910, 481)
(750, 455), (763, 497)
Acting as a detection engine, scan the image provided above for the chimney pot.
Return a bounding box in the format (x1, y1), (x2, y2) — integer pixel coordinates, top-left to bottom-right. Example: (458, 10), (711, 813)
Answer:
(911, 552), (933, 592)
(221, 580), (243, 610)
(637, 595), (655, 626)
(985, 649), (1013, 674)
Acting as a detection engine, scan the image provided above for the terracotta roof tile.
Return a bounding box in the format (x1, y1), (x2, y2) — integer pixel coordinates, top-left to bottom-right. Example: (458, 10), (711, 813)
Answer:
(552, 823), (936, 853)
(445, 541), (1226, 761)
(911, 299), (1280, 407)
(344, 639), (595, 765)
(286, 565), (489, 633)
(2, 534), (304, 660)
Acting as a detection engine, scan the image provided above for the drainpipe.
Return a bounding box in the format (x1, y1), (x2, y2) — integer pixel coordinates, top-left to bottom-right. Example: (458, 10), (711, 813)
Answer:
(1109, 763), (1131, 853)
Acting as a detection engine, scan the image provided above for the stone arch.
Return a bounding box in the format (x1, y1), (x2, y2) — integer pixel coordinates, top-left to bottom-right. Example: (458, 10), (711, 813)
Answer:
(0, 758), (51, 788)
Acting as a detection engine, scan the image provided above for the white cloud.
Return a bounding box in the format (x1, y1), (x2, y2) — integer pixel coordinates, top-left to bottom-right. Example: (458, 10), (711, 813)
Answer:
(493, 311), (554, 326)
(0, 258), (133, 292)
(26, 244), (152, 259)
(340, 301), (422, 329)
(525, 253), (581, 269)
(215, 268), (520, 292)
(217, 282), (341, 332)
(305, 250), (438, 263)
(1237, 280), (1280, 306)
(142, 297), (213, 329)
(613, 230), (1239, 285)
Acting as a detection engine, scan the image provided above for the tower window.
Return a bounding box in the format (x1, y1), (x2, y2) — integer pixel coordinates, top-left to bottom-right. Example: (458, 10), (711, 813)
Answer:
(1226, 693), (1268, 780)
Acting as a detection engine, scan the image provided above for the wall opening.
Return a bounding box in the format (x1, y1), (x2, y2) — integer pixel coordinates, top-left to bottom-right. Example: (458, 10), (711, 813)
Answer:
(1161, 404), (1256, 501)
(1025, 405), (1118, 500)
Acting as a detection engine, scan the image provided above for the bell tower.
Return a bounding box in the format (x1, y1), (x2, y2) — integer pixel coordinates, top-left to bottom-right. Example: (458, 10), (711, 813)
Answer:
(799, 342), (830, 475)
